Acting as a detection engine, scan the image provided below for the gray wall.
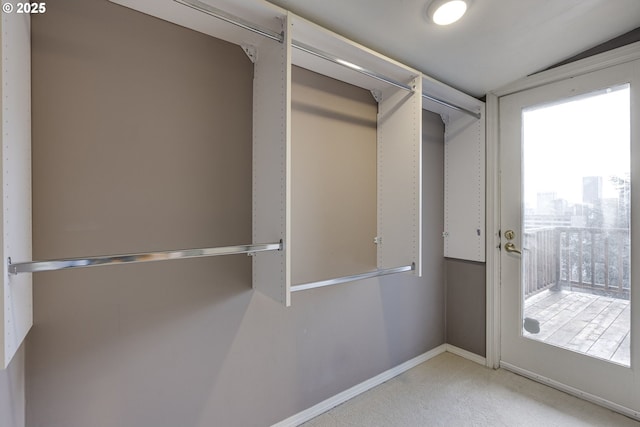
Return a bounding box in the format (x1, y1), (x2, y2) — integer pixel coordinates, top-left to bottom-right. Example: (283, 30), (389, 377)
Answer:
(445, 259), (486, 356)
(0, 345), (25, 427)
(291, 67), (377, 284)
(24, 1), (445, 426)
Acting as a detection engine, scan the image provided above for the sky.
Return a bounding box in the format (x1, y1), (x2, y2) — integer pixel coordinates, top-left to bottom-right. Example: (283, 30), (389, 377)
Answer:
(522, 84), (630, 210)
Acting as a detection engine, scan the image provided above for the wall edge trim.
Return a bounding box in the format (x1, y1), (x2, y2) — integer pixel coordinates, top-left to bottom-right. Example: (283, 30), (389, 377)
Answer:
(271, 344), (447, 427)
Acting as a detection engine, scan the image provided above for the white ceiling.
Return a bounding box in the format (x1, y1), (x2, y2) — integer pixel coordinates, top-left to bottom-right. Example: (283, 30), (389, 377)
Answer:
(265, 0), (640, 98)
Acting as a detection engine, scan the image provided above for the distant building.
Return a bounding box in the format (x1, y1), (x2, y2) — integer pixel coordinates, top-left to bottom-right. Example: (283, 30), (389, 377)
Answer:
(525, 176), (627, 231)
(583, 176), (603, 205)
(526, 193), (577, 230)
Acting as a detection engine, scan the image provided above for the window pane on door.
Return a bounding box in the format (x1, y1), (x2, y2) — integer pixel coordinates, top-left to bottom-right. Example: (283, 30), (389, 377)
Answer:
(521, 84), (631, 366)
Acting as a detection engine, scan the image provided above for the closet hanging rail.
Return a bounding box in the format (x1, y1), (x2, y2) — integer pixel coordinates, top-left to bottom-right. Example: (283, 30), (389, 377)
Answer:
(421, 93), (481, 120)
(291, 40), (413, 93)
(173, 0), (411, 93)
(8, 242), (282, 274)
(173, 0), (481, 119)
(290, 264), (414, 292)
(173, 0), (282, 42)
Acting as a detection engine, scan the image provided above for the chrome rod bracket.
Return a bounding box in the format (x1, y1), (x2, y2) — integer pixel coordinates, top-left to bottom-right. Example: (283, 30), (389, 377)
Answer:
(247, 240), (282, 256)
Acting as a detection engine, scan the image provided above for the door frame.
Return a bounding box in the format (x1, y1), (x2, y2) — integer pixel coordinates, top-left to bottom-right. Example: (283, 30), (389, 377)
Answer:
(485, 41), (640, 372)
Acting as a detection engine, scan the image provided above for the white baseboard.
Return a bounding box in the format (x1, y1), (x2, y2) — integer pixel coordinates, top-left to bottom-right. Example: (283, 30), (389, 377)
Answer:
(445, 344), (487, 366)
(274, 345), (637, 426)
(500, 361), (640, 421)
(271, 344), (447, 427)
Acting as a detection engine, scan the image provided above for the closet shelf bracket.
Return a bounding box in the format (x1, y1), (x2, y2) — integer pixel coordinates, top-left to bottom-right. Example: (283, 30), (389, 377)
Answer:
(7, 241), (283, 275)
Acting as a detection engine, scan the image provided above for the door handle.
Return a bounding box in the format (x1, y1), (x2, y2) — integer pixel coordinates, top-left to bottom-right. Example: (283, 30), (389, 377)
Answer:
(504, 242), (521, 255)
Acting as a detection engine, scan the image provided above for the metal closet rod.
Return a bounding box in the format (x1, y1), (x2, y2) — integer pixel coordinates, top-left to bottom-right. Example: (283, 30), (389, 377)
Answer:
(291, 40), (413, 93)
(173, 0), (282, 42)
(8, 242), (282, 275)
(290, 264), (414, 292)
(173, 0), (481, 120)
(174, 0), (411, 92)
(422, 93), (481, 119)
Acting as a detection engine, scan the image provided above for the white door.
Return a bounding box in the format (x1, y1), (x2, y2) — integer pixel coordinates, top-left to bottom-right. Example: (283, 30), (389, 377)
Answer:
(500, 58), (640, 415)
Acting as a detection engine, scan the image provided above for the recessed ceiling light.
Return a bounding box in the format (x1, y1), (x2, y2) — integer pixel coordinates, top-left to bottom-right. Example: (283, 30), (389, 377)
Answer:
(427, 0), (469, 26)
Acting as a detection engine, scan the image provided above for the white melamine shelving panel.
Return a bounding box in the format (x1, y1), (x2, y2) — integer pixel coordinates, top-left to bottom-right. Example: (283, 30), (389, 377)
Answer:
(253, 15), (291, 306)
(419, 75), (486, 262)
(1, 12), (32, 369)
(290, 14), (418, 95)
(443, 104), (486, 262)
(377, 77), (423, 275)
(109, 0), (286, 48)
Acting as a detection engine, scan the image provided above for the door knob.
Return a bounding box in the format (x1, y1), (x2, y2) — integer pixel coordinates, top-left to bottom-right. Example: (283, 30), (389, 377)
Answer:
(504, 242), (521, 255)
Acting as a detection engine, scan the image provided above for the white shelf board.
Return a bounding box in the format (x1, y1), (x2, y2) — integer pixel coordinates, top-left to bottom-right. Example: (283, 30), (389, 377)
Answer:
(252, 14), (291, 306)
(377, 77), (423, 274)
(109, 0), (286, 48)
(290, 13), (419, 94)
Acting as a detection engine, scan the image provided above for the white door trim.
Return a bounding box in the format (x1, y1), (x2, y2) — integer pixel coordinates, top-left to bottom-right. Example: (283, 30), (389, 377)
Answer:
(485, 92), (500, 369)
(485, 40), (640, 371)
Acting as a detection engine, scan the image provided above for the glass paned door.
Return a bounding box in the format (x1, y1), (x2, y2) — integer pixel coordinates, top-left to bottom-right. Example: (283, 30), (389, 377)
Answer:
(521, 85), (631, 366)
(499, 58), (640, 415)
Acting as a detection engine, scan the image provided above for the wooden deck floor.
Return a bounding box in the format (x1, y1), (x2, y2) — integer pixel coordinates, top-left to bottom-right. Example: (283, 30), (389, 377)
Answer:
(524, 289), (630, 366)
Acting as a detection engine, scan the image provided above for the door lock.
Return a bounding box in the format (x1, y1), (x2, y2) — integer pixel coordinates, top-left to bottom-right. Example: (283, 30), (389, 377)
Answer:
(504, 242), (522, 255)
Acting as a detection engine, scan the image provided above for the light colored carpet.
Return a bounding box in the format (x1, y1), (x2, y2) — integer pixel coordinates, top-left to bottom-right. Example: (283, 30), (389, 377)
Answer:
(302, 352), (640, 427)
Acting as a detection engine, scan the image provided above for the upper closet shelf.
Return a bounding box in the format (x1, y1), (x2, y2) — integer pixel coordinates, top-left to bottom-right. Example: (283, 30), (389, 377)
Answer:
(422, 74), (483, 121)
(110, 0), (286, 47)
(288, 14), (418, 96)
(111, 0), (480, 118)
